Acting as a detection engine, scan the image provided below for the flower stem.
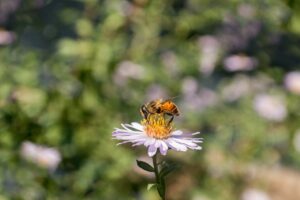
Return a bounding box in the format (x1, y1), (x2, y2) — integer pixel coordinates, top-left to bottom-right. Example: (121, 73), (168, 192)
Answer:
(152, 153), (166, 200)
(153, 153), (159, 184)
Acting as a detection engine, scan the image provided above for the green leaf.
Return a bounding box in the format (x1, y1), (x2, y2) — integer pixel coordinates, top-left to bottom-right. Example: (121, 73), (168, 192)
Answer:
(157, 172), (166, 198)
(147, 183), (155, 191)
(136, 160), (154, 172)
(160, 177), (166, 193)
(156, 183), (165, 198)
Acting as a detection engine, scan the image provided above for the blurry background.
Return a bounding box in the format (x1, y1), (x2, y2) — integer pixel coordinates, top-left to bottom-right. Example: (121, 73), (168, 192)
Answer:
(1, 0), (300, 199)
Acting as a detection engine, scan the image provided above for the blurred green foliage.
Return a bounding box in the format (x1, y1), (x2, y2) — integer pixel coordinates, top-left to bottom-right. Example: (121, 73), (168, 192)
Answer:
(1, 0), (300, 199)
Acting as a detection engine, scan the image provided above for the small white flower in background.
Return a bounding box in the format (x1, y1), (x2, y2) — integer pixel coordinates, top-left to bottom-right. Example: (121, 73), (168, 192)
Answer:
(253, 94), (287, 122)
(284, 71), (300, 95)
(112, 114), (202, 157)
(0, 30), (16, 45)
(20, 141), (61, 170)
(160, 51), (179, 76)
(237, 4), (256, 19)
(293, 130), (300, 153)
(224, 54), (257, 72)
(113, 61), (145, 86)
(241, 188), (271, 200)
(181, 78), (218, 112)
(197, 35), (221, 76)
(182, 77), (199, 96)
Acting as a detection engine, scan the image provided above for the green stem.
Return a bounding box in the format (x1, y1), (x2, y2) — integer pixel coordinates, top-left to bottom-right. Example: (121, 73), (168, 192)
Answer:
(152, 154), (166, 200)
(153, 153), (159, 184)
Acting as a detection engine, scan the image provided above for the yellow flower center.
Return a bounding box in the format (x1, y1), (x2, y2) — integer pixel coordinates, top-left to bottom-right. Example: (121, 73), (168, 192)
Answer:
(142, 114), (172, 139)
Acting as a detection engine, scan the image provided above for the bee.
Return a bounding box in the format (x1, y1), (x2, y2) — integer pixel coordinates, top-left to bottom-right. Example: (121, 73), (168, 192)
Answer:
(140, 99), (180, 124)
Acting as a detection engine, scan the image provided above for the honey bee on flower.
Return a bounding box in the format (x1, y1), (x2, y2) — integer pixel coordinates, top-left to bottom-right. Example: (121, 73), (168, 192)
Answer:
(112, 99), (202, 157)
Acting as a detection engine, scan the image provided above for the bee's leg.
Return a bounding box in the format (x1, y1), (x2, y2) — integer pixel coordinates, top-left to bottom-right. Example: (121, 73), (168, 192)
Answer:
(165, 113), (174, 125)
(157, 107), (162, 113)
(140, 105), (149, 119)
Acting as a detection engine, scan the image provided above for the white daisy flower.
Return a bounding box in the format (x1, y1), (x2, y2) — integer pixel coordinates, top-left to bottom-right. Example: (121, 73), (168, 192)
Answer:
(20, 141), (61, 170)
(112, 114), (203, 157)
(284, 71), (300, 95)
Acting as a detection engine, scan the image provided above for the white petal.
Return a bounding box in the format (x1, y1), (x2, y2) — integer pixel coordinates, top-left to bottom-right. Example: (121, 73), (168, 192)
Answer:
(130, 122), (144, 131)
(166, 138), (188, 151)
(114, 129), (144, 135)
(113, 133), (144, 140)
(144, 138), (156, 147)
(188, 138), (203, 143)
(154, 140), (161, 148)
(119, 124), (145, 134)
(117, 141), (132, 145)
(193, 146), (202, 150)
(148, 144), (158, 157)
(172, 138), (198, 147)
(171, 130), (183, 135)
(159, 141), (169, 155)
(121, 123), (142, 132)
(116, 135), (145, 140)
(132, 140), (147, 146)
(121, 123), (132, 131)
(172, 131), (201, 138)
